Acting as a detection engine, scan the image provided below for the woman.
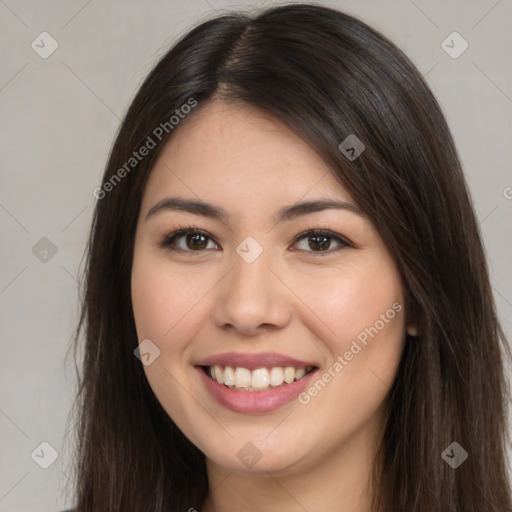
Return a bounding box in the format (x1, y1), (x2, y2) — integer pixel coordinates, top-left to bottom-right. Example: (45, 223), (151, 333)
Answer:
(66, 3), (512, 511)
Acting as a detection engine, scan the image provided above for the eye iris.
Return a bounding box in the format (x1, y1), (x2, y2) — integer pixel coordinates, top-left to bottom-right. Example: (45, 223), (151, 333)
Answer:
(310, 234), (330, 251)
(187, 233), (207, 250)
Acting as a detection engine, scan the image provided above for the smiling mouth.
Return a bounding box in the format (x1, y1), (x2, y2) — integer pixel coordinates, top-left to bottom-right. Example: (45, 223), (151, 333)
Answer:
(200, 365), (317, 392)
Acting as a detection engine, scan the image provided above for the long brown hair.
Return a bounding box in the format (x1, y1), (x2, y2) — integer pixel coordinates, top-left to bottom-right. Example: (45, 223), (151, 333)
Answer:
(66, 4), (512, 511)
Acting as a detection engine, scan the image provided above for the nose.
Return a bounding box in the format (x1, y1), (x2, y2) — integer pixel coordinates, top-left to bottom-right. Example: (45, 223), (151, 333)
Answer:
(211, 249), (292, 336)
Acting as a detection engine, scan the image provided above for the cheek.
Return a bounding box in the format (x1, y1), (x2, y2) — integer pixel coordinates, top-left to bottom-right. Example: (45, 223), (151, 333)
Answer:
(295, 253), (406, 412)
(297, 257), (406, 414)
(295, 255), (405, 347)
(131, 255), (209, 435)
(131, 254), (207, 343)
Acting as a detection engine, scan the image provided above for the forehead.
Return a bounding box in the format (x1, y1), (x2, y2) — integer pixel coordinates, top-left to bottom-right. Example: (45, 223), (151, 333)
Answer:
(141, 99), (354, 218)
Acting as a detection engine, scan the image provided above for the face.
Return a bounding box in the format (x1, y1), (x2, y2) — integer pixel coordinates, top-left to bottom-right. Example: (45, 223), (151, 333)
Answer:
(131, 99), (414, 477)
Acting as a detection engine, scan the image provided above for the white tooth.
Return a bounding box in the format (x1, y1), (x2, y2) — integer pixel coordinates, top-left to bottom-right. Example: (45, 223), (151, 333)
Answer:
(223, 366), (235, 386)
(252, 368), (270, 388)
(294, 367), (306, 380)
(234, 367), (252, 388)
(214, 365), (224, 384)
(269, 367), (284, 387)
(283, 366), (295, 384)
(208, 366), (215, 379)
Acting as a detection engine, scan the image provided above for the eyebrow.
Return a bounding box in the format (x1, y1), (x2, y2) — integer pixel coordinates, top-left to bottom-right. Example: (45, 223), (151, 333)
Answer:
(145, 196), (364, 224)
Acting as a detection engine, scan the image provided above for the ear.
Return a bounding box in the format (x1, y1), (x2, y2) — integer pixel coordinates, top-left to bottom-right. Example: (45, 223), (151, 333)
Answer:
(407, 323), (419, 337)
(404, 290), (420, 337)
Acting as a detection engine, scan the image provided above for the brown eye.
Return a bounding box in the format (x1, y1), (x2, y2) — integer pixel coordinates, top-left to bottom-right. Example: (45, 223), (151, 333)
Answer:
(292, 230), (351, 255)
(160, 228), (218, 252)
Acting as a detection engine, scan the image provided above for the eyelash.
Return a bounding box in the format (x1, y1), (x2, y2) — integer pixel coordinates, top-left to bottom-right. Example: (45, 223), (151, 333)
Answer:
(158, 223), (353, 257)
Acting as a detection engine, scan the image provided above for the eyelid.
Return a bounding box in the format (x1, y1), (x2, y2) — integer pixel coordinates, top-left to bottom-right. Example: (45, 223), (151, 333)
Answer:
(160, 226), (219, 252)
(291, 229), (352, 254)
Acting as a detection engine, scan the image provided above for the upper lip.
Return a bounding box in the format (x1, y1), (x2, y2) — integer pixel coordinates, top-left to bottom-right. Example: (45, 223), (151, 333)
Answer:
(195, 351), (318, 370)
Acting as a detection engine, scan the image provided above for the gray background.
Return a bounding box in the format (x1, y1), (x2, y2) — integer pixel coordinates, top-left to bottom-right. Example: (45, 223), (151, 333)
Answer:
(1, 0), (511, 510)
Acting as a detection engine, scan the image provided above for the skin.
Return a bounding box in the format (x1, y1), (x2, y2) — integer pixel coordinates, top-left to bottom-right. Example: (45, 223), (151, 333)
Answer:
(131, 98), (418, 512)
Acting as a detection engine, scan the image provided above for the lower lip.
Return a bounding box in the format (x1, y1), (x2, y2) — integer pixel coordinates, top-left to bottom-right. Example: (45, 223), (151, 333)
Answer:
(196, 366), (319, 414)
